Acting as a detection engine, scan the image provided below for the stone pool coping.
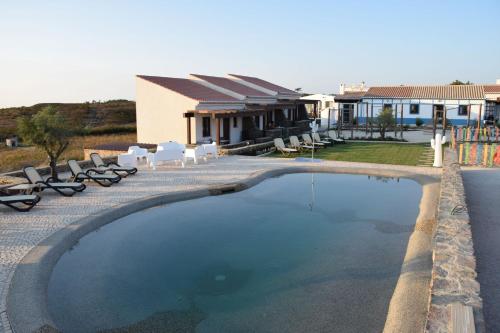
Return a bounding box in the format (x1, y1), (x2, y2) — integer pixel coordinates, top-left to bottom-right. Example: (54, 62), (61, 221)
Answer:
(425, 149), (485, 333)
(5, 160), (441, 333)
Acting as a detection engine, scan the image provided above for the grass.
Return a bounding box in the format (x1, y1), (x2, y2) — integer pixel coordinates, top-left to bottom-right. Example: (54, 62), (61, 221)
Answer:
(271, 142), (428, 166)
(0, 133), (136, 173)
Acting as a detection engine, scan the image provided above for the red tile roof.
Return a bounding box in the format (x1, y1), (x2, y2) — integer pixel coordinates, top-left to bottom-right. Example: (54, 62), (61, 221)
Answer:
(191, 74), (272, 97)
(334, 91), (367, 101)
(484, 85), (500, 93)
(229, 74), (298, 94)
(365, 85), (485, 99)
(137, 75), (238, 102)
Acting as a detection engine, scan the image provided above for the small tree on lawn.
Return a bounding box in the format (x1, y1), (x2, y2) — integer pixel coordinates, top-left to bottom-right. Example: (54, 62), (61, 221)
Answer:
(17, 106), (72, 180)
(376, 107), (395, 139)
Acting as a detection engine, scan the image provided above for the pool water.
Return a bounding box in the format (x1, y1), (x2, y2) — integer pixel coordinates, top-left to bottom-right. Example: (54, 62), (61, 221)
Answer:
(48, 173), (422, 333)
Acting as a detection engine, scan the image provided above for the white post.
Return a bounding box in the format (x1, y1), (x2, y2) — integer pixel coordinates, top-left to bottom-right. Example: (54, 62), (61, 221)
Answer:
(431, 133), (446, 167)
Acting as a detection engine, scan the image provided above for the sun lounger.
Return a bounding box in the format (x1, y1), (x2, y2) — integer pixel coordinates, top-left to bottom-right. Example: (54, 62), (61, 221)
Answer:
(23, 166), (86, 197)
(68, 160), (121, 187)
(313, 132), (332, 146)
(0, 190), (41, 212)
(289, 136), (316, 151)
(274, 138), (298, 156)
(90, 153), (138, 177)
(328, 130), (346, 143)
(302, 134), (325, 147)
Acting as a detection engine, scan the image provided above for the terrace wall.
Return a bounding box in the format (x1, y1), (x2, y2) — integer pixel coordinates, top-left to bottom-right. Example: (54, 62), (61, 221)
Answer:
(425, 148), (485, 332)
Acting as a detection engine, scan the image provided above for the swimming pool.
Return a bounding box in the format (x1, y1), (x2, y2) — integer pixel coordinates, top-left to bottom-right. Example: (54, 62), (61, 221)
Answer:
(48, 173), (422, 332)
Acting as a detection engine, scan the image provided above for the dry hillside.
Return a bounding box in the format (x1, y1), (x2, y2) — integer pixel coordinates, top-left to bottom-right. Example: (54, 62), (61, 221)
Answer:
(0, 100), (136, 139)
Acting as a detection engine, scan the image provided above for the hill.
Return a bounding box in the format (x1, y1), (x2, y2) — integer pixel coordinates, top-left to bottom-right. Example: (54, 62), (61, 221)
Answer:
(0, 100), (136, 139)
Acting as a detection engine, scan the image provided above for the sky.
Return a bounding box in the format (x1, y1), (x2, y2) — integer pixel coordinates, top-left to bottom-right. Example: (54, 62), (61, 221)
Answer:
(1, 0), (499, 108)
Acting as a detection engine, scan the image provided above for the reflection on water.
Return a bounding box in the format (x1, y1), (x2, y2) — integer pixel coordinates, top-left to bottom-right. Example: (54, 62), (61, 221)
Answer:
(48, 173), (422, 333)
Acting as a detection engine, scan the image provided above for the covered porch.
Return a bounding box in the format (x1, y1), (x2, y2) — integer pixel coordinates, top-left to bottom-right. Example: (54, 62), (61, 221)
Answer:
(184, 101), (313, 146)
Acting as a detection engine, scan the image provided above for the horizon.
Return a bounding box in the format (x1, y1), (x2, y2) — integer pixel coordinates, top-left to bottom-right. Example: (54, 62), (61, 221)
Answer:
(1, 0), (499, 108)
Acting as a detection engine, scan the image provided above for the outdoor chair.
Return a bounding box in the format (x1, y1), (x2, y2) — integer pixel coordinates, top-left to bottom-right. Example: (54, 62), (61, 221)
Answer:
(202, 142), (218, 159)
(289, 136), (315, 151)
(185, 146), (208, 164)
(302, 134), (325, 148)
(313, 132), (332, 146)
(127, 145), (148, 161)
(68, 160), (121, 187)
(274, 138), (298, 156)
(90, 153), (138, 177)
(23, 166), (86, 197)
(147, 142), (185, 169)
(0, 189), (41, 212)
(327, 130), (346, 143)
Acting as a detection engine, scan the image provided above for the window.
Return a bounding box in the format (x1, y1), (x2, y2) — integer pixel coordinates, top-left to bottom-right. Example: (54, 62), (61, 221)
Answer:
(458, 105), (468, 116)
(383, 103), (392, 111)
(255, 115), (260, 128)
(202, 117), (211, 137)
(233, 117), (238, 128)
(410, 104), (419, 114)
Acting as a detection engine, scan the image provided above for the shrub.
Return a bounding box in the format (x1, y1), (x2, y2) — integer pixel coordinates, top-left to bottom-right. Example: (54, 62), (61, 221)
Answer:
(375, 108), (395, 139)
(415, 117), (424, 127)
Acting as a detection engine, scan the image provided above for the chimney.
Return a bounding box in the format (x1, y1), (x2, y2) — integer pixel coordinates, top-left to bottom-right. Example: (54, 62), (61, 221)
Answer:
(339, 83), (345, 95)
(496, 78), (500, 85)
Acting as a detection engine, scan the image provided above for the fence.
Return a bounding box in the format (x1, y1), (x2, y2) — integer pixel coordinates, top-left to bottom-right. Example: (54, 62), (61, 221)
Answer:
(450, 126), (500, 167)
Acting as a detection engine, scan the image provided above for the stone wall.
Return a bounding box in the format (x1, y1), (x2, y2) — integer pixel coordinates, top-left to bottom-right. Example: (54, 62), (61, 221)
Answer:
(425, 148), (484, 332)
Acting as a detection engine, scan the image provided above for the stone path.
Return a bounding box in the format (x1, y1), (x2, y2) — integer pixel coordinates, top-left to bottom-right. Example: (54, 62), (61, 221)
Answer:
(0, 156), (439, 332)
(462, 167), (500, 333)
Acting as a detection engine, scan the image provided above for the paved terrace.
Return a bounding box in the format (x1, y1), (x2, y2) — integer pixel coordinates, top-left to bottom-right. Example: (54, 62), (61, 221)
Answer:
(0, 156), (440, 332)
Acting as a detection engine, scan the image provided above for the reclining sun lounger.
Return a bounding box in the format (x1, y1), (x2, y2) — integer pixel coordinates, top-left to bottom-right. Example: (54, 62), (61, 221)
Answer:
(68, 160), (121, 187)
(327, 130), (346, 143)
(0, 190), (41, 212)
(274, 138), (298, 156)
(290, 136), (316, 151)
(90, 153), (138, 177)
(313, 132), (333, 146)
(23, 166), (86, 197)
(302, 134), (325, 148)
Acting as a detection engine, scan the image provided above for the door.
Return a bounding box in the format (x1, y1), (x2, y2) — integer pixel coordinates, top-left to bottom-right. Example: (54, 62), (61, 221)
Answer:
(342, 104), (352, 124)
(222, 118), (230, 143)
(433, 105), (444, 124)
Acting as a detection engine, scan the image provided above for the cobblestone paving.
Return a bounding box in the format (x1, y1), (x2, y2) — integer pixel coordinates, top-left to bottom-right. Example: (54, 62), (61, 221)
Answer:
(0, 156), (439, 332)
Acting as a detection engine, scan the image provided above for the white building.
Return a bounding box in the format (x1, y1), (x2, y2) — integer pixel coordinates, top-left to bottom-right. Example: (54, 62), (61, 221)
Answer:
(136, 74), (316, 145)
(300, 94), (337, 129)
(335, 82), (500, 126)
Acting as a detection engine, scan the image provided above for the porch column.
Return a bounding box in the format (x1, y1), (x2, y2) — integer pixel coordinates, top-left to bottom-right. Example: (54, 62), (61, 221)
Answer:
(186, 117), (192, 144)
(216, 117), (221, 146)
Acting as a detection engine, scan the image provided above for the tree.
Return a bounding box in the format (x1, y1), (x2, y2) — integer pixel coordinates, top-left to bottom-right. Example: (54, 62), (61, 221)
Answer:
(375, 107), (395, 139)
(450, 80), (473, 85)
(17, 106), (72, 179)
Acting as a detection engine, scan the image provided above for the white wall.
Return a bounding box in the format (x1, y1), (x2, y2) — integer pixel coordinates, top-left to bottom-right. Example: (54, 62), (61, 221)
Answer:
(360, 98), (485, 125)
(136, 77), (197, 144)
(194, 115), (242, 144)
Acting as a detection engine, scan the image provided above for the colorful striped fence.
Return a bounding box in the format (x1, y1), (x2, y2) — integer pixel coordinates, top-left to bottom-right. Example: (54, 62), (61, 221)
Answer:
(457, 143), (500, 167)
(451, 126), (500, 149)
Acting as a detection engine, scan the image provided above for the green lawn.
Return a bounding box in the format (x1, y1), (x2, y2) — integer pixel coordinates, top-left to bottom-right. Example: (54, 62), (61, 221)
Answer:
(271, 142), (428, 166)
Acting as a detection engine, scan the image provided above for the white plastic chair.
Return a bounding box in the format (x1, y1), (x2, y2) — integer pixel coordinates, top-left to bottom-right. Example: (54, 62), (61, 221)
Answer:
(185, 146), (207, 164)
(128, 146), (148, 161)
(202, 142), (218, 159)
